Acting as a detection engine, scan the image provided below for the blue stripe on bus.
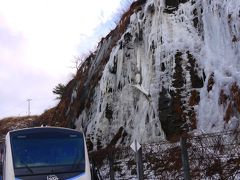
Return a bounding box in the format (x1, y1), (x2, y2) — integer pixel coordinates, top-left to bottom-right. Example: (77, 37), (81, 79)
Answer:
(66, 173), (85, 180)
(14, 173), (85, 180)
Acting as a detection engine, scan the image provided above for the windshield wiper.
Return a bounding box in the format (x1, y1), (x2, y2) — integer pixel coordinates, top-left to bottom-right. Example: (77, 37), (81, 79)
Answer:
(20, 160), (34, 174)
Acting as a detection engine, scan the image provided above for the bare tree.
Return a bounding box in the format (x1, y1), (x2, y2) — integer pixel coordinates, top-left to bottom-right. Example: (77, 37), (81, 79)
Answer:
(72, 55), (85, 72)
(112, 0), (134, 25)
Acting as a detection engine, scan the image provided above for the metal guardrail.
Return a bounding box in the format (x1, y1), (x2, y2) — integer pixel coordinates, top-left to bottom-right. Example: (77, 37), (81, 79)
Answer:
(89, 130), (240, 179)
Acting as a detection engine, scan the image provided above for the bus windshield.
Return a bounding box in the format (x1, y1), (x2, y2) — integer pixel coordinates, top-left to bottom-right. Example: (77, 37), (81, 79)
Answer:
(10, 128), (85, 175)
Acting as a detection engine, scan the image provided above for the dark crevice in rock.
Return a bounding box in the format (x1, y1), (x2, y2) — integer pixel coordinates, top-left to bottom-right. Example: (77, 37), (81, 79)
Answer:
(147, 3), (155, 14)
(109, 127), (128, 146)
(105, 103), (113, 121)
(124, 32), (133, 45)
(158, 88), (185, 141)
(164, 0), (189, 13)
(97, 137), (103, 150)
(187, 52), (204, 88)
(109, 57), (118, 74)
(161, 62), (166, 72)
(173, 52), (184, 88)
(87, 138), (94, 151)
(193, 17), (199, 28)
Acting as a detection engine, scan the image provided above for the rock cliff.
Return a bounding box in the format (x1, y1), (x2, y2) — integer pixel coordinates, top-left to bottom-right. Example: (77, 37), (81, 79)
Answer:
(37, 0), (240, 150)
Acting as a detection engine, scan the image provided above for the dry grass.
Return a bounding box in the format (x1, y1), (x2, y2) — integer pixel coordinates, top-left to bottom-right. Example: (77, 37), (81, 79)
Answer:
(0, 115), (38, 139)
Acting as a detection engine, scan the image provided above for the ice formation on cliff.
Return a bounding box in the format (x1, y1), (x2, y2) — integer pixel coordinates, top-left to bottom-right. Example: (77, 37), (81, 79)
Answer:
(69, 0), (240, 149)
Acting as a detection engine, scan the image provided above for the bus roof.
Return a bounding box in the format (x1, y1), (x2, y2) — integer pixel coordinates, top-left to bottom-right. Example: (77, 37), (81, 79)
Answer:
(6, 126), (83, 136)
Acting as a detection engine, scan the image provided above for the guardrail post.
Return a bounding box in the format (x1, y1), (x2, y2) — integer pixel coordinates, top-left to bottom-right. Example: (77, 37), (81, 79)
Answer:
(180, 137), (191, 180)
(131, 140), (144, 180)
(108, 149), (115, 180)
(136, 147), (144, 180)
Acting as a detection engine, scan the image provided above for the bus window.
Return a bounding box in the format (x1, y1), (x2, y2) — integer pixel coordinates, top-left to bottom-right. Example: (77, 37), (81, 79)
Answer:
(10, 129), (85, 176)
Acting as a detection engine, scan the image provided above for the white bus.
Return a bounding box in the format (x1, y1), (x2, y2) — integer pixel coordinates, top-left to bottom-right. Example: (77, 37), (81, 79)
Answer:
(0, 127), (91, 180)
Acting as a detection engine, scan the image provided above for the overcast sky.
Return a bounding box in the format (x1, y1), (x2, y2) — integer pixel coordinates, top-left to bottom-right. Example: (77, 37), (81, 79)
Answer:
(0, 0), (132, 119)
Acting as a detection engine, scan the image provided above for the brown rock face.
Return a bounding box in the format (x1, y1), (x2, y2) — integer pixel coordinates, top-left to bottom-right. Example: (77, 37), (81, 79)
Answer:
(231, 83), (240, 113)
(159, 51), (203, 141)
(189, 90), (200, 106)
(219, 89), (229, 105)
(218, 83), (240, 126)
(207, 73), (215, 92)
(224, 103), (233, 123)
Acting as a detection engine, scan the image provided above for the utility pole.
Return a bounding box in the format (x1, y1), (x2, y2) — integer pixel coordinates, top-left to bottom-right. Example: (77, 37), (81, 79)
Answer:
(27, 99), (32, 116)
